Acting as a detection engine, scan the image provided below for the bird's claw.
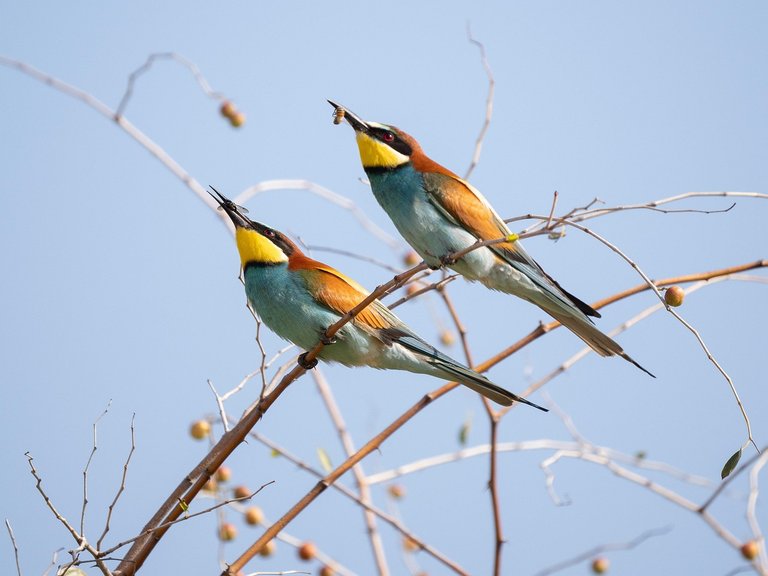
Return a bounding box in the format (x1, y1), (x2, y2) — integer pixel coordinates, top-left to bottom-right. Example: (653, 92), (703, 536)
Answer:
(320, 333), (337, 346)
(298, 353), (318, 370)
(439, 254), (457, 266)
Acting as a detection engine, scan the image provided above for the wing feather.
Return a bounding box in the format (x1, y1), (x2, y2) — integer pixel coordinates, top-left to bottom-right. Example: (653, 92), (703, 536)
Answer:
(421, 172), (600, 318)
(289, 254), (399, 332)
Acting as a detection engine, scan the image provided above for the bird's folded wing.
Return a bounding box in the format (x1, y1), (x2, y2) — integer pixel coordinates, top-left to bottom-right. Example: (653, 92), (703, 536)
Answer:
(292, 257), (399, 332)
(421, 172), (530, 262)
(422, 172), (599, 318)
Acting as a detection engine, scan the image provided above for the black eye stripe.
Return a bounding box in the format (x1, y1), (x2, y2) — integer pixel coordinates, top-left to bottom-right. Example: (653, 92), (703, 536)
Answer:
(371, 127), (413, 156)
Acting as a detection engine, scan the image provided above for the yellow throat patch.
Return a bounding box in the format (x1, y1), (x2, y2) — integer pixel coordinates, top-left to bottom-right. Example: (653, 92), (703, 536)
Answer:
(355, 132), (410, 169)
(235, 227), (287, 267)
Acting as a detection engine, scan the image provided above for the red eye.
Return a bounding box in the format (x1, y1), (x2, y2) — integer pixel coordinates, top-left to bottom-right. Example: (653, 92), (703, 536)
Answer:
(382, 132), (395, 143)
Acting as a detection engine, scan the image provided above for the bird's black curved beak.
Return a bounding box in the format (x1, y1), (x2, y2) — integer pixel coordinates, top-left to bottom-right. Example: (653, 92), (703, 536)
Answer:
(327, 100), (369, 132)
(208, 186), (251, 229)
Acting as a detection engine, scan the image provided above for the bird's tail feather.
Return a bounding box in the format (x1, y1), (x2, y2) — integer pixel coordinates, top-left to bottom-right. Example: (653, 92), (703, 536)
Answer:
(436, 362), (548, 411)
(394, 334), (547, 409)
(546, 308), (655, 378)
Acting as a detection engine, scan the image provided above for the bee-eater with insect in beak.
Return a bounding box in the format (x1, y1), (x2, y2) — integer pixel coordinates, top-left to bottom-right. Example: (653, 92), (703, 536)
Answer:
(328, 101), (653, 377)
(209, 188), (546, 409)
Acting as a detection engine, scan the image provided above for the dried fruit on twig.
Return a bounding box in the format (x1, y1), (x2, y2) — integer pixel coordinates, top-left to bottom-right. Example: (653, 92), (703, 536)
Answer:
(215, 465), (232, 482)
(406, 283), (422, 297)
(403, 251), (420, 266)
(260, 539), (277, 557)
(220, 100), (237, 119)
(440, 329), (456, 347)
(244, 506), (264, 526)
(388, 484), (406, 499)
(229, 111), (246, 128)
(298, 541), (317, 561)
(402, 535), (420, 552)
(219, 522), (237, 541)
(664, 285), (685, 307)
(591, 557), (610, 573)
(203, 478), (218, 492)
(741, 540), (759, 560)
(232, 485), (251, 499)
(189, 419), (211, 440)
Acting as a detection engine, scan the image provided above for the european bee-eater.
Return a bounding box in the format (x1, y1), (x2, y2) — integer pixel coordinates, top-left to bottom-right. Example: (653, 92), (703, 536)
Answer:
(210, 188), (545, 409)
(328, 101), (653, 377)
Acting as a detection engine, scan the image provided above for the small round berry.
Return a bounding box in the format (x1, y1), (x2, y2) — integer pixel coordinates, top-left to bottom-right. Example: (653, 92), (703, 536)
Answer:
(215, 465), (232, 482)
(319, 566), (334, 576)
(664, 285), (685, 307)
(403, 251), (421, 266)
(741, 540), (759, 560)
(232, 485), (250, 499)
(591, 556), (609, 573)
(298, 541), (317, 561)
(229, 112), (246, 128)
(402, 535), (420, 552)
(260, 539), (277, 557)
(439, 330), (455, 347)
(189, 420), (211, 440)
(203, 478), (218, 492)
(244, 506), (264, 526)
(218, 522), (237, 541)
(220, 100), (237, 119)
(406, 283), (422, 297)
(387, 484), (406, 499)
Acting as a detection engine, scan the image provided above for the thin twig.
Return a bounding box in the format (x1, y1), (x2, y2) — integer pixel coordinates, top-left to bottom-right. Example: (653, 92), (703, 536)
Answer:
(364, 439), (712, 488)
(747, 451), (768, 570)
(532, 526), (673, 576)
(464, 24), (495, 180)
(388, 274), (459, 309)
(303, 244), (401, 274)
(82, 402), (112, 537)
(436, 288), (473, 368)
(510, 192), (767, 236)
(5, 519), (23, 576)
(25, 453), (112, 575)
(488, 416), (504, 576)
(235, 180), (399, 249)
(97, 414), (137, 549)
(558, 217), (756, 452)
(102, 483), (273, 557)
(546, 190), (559, 231)
(115, 52), (226, 119)
(208, 379), (232, 432)
(508, 212), (760, 450)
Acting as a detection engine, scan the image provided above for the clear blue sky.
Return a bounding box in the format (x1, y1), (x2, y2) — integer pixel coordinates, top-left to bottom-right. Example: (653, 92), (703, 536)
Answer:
(1, 2), (766, 575)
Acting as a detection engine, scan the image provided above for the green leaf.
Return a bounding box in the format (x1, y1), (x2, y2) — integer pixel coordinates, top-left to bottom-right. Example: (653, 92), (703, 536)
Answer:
(721, 449), (742, 479)
(270, 449), (281, 458)
(458, 412), (473, 446)
(317, 447), (333, 473)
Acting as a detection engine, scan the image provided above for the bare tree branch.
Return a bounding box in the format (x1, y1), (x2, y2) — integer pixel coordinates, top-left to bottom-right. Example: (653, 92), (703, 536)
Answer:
(4, 519), (23, 576)
(464, 24), (495, 180)
(97, 414), (137, 549)
(533, 526), (673, 576)
(115, 52), (226, 119)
